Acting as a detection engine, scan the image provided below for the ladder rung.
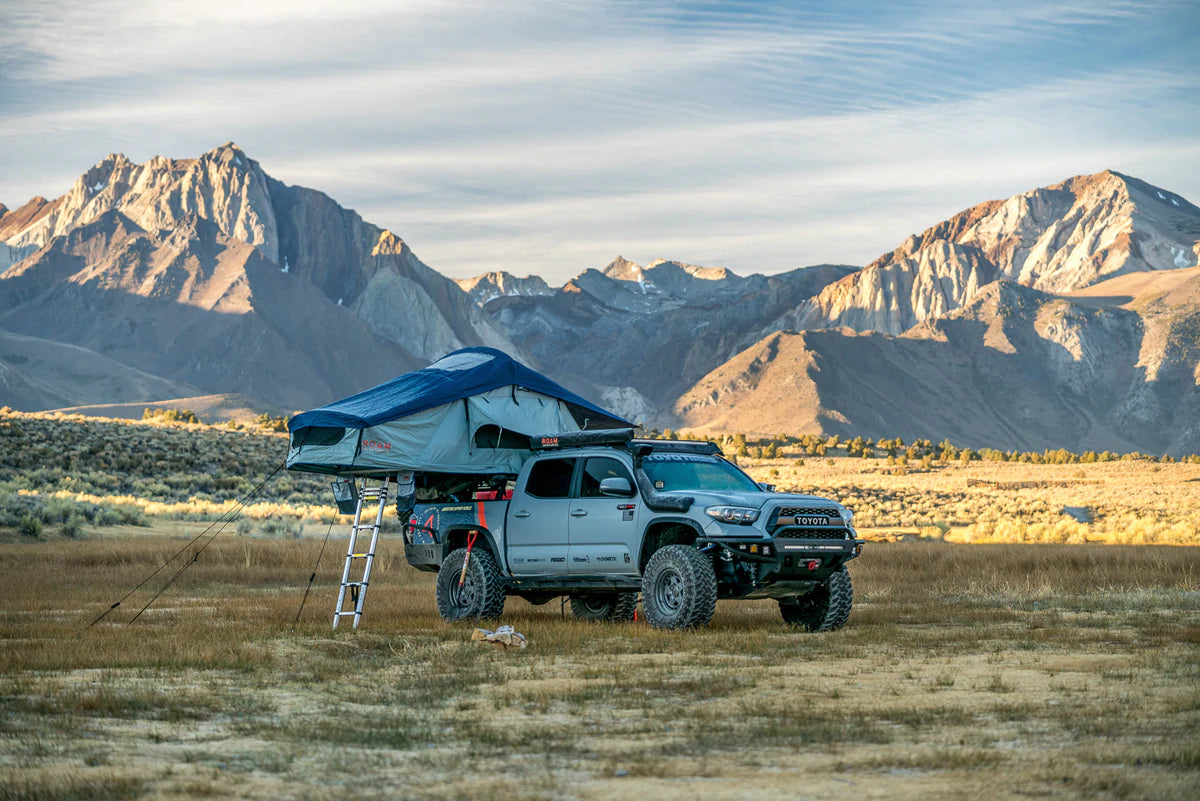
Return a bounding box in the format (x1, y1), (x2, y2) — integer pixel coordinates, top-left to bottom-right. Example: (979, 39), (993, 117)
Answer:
(349, 553), (372, 558)
(335, 611), (358, 617)
(342, 581), (367, 587)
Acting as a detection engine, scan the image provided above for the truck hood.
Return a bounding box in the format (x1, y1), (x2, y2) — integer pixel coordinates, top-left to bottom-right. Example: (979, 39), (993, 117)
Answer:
(665, 490), (842, 511)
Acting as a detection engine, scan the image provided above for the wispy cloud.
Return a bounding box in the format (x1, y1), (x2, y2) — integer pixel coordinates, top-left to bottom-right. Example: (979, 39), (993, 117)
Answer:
(1, 0), (1196, 282)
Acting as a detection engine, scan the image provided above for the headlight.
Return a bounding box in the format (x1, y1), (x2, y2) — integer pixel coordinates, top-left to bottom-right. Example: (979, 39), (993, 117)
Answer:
(841, 506), (855, 525)
(705, 506), (760, 525)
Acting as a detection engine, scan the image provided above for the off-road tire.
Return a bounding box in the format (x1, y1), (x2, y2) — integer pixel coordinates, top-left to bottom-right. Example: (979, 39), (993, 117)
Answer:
(779, 566), (852, 631)
(436, 547), (506, 622)
(641, 545), (717, 630)
(569, 592), (638, 622)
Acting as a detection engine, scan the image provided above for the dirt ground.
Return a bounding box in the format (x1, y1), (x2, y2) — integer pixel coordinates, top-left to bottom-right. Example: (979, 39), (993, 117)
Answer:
(1, 536), (1197, 800)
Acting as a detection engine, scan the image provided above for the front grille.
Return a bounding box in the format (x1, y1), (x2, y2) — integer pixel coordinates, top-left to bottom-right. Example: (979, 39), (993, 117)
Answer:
(777, 528), (849, 540)
(776, 507), (841, 519)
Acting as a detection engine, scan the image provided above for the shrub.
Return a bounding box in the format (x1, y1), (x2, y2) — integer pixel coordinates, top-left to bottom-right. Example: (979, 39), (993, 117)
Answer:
(19, 514), (42, 538)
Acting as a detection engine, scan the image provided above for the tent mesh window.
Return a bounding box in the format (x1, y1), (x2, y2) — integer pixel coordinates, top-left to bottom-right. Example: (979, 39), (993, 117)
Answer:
(472, 425), (533, 450)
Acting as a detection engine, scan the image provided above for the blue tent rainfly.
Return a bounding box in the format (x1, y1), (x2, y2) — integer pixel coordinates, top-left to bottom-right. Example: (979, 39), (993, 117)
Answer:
(286, 347), (633, 476)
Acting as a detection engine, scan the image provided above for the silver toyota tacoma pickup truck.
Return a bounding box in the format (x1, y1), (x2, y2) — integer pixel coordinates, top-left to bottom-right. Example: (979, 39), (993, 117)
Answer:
(403, 430), (863, 630)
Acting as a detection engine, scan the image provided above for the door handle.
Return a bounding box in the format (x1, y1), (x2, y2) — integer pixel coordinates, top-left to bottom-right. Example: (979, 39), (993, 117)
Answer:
(570, 509), (588, 517)
(513, 510), (531, 518)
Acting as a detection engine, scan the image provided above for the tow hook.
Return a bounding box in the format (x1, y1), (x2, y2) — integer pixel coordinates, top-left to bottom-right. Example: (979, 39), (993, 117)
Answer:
(806, 559), (820, 571)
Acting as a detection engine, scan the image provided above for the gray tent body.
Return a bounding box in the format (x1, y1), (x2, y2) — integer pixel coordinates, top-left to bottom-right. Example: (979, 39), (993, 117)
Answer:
(288, 386), (589, 476)
(286, 348), (632, 477)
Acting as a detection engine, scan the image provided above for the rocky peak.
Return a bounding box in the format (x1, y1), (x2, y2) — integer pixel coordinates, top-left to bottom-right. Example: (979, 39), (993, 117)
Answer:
(601, 255), (644, 281)
(0, 196), (58, 243)
(0, 145), (279, 265)
(774, 170), (1200, 336)
(646, 259), (734, 281)
(455, 270), (553, 306)
(371, 230), (408, 257)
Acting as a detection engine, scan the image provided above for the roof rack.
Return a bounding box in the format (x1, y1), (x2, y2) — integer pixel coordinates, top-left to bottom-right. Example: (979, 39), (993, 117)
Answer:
(529, 430), (724, 457)
(531, 428), (635, 451)
(631, 439), (723, 457)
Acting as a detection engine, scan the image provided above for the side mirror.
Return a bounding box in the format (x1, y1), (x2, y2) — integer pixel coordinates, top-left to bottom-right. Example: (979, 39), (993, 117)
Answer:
(758, 482), (776, 492)
(599, 477), (635, 497)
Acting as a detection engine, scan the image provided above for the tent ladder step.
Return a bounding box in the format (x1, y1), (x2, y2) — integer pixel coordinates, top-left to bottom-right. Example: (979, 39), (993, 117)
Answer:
(333, 476), (391, 629)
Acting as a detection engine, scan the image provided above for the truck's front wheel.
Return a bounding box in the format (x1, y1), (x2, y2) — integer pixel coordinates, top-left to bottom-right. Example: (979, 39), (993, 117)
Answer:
(570, 592), (638, 622)
(641, 545), (717, 629)
(436, 547), (506, 622)
(779, 566), (852, 631)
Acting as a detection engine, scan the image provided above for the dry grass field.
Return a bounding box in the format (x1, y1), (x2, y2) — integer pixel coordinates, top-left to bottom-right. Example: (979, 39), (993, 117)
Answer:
(1, 412), (1198, 799)
(1, 534), (1197, 801)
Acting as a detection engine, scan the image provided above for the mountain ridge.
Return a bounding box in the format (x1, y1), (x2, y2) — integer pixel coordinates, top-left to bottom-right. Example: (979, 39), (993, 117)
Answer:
(772, 170), (1200, 337)
(3, 146), (1198, 455)
(674, 272), (1200, 455)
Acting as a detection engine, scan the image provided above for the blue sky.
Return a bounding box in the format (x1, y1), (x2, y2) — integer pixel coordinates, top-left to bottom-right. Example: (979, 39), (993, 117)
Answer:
(1, 0), (1197, 283)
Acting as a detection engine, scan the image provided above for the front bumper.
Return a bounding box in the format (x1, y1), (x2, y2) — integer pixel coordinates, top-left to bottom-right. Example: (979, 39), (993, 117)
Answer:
(698, 529), (864, 599)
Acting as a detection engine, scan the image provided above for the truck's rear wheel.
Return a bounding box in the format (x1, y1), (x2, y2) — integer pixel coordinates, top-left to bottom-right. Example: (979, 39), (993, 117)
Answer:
(641, 545), (717, 629)
(780, 566), (852, 631)
(436, 547), (506, 622)
(570, 592), (638, 622)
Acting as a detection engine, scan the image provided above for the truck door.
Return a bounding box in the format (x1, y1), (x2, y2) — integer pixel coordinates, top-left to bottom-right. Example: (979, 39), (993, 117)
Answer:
(505, 457), (575, 575)
(567, 456), (639, 574)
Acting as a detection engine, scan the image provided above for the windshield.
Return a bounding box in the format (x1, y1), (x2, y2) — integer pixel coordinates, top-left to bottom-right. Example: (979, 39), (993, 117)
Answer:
(642, 454), (761, 493)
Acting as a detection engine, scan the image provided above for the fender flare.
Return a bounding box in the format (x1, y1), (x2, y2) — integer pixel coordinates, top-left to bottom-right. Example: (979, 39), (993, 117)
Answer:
(441, 526), (504, 571)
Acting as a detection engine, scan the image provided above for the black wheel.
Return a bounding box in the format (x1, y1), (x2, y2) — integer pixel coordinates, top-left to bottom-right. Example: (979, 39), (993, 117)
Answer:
(436, 547), (506, 622)
(569, 592), (638, 622)
(640, 545), (717, 630)
(780, 566), (852, 631)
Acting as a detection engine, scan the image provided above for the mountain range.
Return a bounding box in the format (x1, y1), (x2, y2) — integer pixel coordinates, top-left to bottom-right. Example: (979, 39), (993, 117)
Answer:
(2, 144), (1198, 455)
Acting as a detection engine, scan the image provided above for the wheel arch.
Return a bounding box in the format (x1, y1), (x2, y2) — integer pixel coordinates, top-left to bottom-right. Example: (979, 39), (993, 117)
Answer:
(638, 518), (703, 572)
(443, 527), (502, 569)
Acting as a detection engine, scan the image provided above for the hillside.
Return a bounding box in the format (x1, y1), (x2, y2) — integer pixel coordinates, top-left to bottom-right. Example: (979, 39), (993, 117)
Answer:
(481, 258), (855, 419)
(674, 272), (1200, 456)
(0, 329), (198, 411)
(48, 393), (293, 425)
(0, 410), (320, 505)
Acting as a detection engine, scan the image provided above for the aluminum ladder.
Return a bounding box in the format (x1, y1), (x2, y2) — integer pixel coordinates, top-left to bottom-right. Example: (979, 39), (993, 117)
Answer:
(333, 476), (391, 629)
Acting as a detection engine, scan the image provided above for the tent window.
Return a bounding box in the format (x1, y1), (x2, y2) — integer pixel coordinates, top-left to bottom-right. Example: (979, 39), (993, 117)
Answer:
(292, 426), (346, 447)
(473, 424), (533, 450)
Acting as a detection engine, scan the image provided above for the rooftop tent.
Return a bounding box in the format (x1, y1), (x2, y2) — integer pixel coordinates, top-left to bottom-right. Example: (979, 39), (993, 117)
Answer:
(286, 347), (634, 476)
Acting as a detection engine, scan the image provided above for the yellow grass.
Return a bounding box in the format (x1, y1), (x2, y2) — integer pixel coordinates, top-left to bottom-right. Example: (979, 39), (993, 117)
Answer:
(739, 454), (1200, 545)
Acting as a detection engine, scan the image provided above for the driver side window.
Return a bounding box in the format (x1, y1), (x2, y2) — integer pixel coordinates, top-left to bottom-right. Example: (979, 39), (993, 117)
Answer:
(579, 457), (634, 498)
